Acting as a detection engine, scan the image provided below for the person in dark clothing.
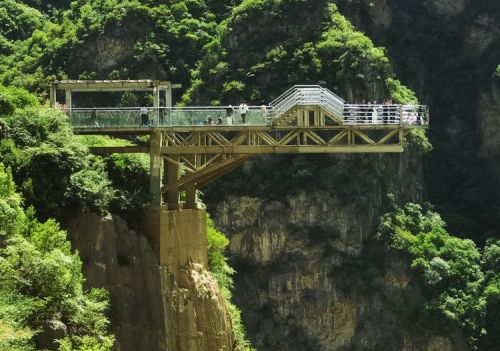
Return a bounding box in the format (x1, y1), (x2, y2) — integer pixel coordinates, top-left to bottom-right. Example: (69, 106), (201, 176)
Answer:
(140, 106), (149, 126)
(91, 108), (99, 127)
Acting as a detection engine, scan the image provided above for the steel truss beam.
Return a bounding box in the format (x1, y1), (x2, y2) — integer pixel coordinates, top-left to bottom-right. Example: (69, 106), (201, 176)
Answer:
(157, 126), (406, 203)
(160, 127), (405, 154)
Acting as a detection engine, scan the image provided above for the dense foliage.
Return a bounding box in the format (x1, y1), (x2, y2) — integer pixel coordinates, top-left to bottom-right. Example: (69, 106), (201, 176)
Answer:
(0, 0), (219, 97)
(377, 201), (500, 349)
(3, 0), (498, 349)
(187, 2), (412, 105)
(207, 217), (253, 350)
(0, 163), (114, 351)
(0, 86), (114, 219)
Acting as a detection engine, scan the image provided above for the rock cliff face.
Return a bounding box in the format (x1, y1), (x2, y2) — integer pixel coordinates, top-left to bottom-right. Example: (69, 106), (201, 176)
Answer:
(478, 80), (500, 191)
(209, 151), (466, 350)
(337, 0), (500, 236)
(65, 211), (235, 351)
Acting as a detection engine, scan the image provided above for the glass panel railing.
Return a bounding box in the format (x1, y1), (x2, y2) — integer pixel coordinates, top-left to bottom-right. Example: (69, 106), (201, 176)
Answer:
(68, 104), (428, 128)
(69, 107), (269, 128)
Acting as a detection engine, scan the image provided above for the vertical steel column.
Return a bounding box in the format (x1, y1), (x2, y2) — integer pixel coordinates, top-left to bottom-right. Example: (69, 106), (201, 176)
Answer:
(150, 131), (163, 205)
(184, 153), (198, 208)
(153, 86), (160, 125)
(165, 156), (180, 208)
(165, 82), (172, 108)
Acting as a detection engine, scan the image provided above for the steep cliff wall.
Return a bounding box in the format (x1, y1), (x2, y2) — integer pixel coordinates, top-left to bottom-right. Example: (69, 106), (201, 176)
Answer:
(336, 0), (500, 237)
(479, 79), (500, 186)
(65, 211), (236, 351)
(208, 150), (467, 350)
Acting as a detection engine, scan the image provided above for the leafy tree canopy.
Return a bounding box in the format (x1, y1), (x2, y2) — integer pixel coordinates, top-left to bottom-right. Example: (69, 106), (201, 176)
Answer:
(0, 163), (114, 351)
(377, 200), (500, 349)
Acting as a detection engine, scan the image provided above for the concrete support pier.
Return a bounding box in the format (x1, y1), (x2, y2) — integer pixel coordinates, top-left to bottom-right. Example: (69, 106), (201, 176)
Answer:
(141, 206), (208, 278)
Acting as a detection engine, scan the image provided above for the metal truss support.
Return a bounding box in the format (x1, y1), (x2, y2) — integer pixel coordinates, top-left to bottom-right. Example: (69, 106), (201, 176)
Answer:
(136, 126), (410, 207)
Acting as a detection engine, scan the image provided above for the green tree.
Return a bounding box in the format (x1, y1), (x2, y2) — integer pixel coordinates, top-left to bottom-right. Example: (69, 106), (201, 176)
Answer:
(0, 90), (115, 219)
(377, 202), (484, 348)
(480, 239), (500, 349)
(0, 163), (114, 350)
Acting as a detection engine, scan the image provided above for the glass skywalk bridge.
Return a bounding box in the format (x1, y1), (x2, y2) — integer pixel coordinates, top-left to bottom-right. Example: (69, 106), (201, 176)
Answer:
(68, 104), (428, 129)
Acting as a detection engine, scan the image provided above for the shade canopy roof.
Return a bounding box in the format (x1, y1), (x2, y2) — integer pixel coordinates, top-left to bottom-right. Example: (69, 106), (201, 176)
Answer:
(51, 80), (181, 92)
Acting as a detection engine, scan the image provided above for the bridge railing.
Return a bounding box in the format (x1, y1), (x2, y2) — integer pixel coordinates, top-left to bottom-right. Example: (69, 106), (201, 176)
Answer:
(343, 104), (429, 125)
(268, 85), (345, 119)
(67, 104), (429, 128)
(68, 106), (268, 128)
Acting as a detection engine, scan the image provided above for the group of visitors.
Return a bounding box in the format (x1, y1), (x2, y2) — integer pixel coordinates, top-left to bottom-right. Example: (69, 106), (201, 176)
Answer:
(343, 99), (423, 125)
(222, 103), (268, 125)
(224, 102), (249, 125)
(204, 116), (224, 125)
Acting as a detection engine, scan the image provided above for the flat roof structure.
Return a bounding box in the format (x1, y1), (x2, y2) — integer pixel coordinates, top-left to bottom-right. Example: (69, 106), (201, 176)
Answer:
(49, 79), (182, 108)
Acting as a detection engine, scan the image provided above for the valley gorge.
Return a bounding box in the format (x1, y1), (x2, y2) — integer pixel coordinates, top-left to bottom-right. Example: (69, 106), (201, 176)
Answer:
(1, 1), (500, 351)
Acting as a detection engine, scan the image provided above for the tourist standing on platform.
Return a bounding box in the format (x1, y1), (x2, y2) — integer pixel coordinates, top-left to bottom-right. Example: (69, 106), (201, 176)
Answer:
(140, 106), (149, 126)
(226, 104), (234, 125)
(239, 102), (248, 124)
(370, 102), (377, 124)
(260, 104), (267, 124)
(91, 108), (99, 127)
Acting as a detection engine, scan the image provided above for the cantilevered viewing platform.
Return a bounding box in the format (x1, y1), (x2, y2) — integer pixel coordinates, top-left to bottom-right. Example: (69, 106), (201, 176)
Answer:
(50, 81), (429, 207)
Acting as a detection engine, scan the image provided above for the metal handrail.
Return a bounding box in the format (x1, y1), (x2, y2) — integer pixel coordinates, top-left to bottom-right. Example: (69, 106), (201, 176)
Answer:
(269, 85), (345, 120)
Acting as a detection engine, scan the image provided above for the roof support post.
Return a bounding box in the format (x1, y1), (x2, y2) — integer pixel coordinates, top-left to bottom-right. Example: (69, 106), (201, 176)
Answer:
(50, 84), (56, 107)
(65, 89), (72, 110)
(165, 82), (172, 108)
(153, 85), (160, 126)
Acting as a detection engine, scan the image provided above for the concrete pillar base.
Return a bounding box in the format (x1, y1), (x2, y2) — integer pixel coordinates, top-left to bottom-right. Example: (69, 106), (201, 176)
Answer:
(141, 205), (208, 279)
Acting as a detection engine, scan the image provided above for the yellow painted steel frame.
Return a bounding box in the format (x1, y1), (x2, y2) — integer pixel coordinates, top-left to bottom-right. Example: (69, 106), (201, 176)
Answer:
(153, 125), (408, 207)
(160, 126), (405, 154)
(79, 124), (414, 207)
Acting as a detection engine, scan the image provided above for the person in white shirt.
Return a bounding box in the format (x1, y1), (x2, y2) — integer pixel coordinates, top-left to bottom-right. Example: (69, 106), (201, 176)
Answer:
(239, 102), (249, 124)
(260, 104), (268, 124)
(226, 104), (234, 125)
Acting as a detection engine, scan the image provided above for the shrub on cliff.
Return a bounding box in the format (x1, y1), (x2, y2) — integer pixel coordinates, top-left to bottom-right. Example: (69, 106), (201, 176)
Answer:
(0, 163), (114, 350)
(376, 201), (500, 349)
(0, 86), (115, 219)
(0, 0), (218, 94)
(207, 217), (254, 350)
(480, 239), (500, 349)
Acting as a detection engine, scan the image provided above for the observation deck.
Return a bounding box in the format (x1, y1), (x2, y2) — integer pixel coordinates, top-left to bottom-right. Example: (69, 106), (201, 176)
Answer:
(52, 82), (429, 206)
